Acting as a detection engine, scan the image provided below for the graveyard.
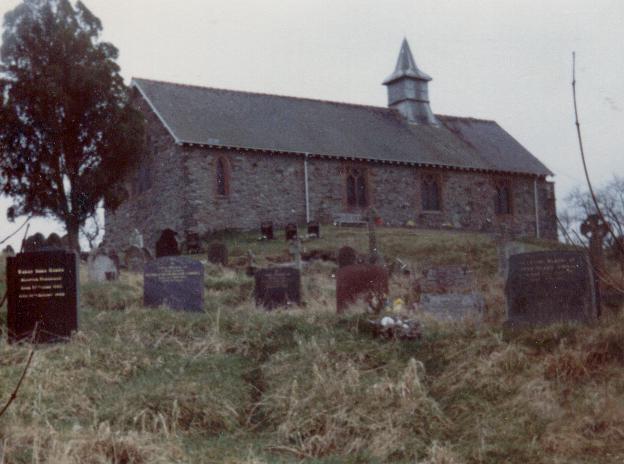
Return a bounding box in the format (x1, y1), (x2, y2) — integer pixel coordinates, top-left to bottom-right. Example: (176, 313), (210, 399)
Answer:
(1, 226), (624, 463)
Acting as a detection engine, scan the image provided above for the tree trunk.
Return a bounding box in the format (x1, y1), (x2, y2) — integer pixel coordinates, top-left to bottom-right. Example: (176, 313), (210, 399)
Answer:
(66, 219), (81, 253)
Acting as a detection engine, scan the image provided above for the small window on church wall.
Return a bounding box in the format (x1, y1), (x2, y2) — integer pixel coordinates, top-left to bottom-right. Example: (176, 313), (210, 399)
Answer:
(494, 181), (512, 215)
(216, 157), (229, 196)
(421, 174), (441, 211)
(346, 167), (369, 208)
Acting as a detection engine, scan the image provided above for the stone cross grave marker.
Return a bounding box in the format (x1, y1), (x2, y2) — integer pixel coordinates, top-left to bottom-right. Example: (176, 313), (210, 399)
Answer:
(337, 246), (357, 268)
(285, 223), (298, 241)
(336, 264), (388, 313)
(367, 208), (381, 264)
(581, 214), (609, 274)
(144, 256), (204, 312)
(254, 267), (301, 310)
(207, 241), (228, 266)
(505, 250), (597, 327)
(6, 250), (79, 343)
(88, 253), (118, 282)
(155, 229), (180, 258)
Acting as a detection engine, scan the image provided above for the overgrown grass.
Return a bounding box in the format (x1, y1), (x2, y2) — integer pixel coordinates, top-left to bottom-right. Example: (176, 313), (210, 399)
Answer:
(1, 227), (623, 463)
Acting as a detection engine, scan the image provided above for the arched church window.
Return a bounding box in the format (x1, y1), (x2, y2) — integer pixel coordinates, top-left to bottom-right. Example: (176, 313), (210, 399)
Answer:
(216, 157), (230, 196)
(421, 173), (441, 211)
(494, 180), (512, 215)
(345, 167), (369, 208)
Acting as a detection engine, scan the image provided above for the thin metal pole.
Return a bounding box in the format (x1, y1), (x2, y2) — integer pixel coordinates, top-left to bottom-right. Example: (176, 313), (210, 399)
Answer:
(304, 153), (310, 223)
(534, 178), (540, 239)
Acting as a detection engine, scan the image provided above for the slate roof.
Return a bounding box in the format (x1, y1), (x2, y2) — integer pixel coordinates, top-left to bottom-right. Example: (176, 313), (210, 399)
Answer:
(132, 78), (553, 177)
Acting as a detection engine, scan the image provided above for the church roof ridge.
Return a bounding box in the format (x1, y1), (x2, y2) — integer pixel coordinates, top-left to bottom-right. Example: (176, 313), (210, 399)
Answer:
(132, 77), (393, 113)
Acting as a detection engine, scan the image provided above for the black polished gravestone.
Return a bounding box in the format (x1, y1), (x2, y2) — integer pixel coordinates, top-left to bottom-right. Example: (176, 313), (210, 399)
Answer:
(155, 229), (180, 258)
(254, 267), (301, 310)
(6, 250), (78, 343)
(505, 251), (597, 327)
(144, 256), (204, 312)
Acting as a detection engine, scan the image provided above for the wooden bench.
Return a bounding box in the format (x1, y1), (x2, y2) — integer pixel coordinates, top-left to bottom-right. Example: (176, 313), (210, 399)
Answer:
(333, 212), (367, 227)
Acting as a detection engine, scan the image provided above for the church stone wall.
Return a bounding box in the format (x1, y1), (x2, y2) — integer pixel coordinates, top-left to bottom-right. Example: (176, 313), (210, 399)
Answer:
(104, 107), (558, 253)
(104, 99), (190, 252)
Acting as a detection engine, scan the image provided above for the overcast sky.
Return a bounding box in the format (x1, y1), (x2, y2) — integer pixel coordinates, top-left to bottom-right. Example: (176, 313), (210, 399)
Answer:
(1, 0), (623, 250)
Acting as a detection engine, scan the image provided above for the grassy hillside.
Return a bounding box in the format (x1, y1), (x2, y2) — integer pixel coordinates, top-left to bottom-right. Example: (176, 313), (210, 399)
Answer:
(1, 227), (623, 463)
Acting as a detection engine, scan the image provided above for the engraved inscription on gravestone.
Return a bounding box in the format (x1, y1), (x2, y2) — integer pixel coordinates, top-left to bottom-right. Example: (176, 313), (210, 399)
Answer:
(506, 251), (597, 326)
(254, 267), (301, 310)
(7, 250), (78, 343)
(144, 256), (204, 312)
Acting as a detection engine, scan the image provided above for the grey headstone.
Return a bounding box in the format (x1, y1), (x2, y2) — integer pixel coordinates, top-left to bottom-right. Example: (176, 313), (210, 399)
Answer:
(124, 245), (146, 272)
(419, 265), (475, 294)
(2, 245), (15, 257)
(88, 254), (118, 283)
(420, 292), (485, 321)
(143, 256), (204, 312)
(254, 267), (301, 310)
(498, 241), (537, 278)
(505, 251), (597, 327)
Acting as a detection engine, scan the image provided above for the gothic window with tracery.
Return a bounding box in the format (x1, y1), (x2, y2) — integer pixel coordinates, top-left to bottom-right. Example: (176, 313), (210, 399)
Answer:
(345, 167), (369, 208)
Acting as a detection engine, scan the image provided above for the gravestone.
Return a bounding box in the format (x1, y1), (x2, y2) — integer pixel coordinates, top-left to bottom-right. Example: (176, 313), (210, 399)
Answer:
(2, 245), (15, 257)
(505, 250), (597, 327)
(88, 254), (118, 282)
(185, 231), (202, 254)
(336, 264), (389, 313)
(288, 239), (302, 271)
(144, 256), (204, 312)
(367, 208), (382, 264)
(419, 265), (475, 294)
(416, 264), (484, 321)
(285, 223), (298, 241)
(6, 250), (78, 343)
(420, 293), (485, 321)
(307, 221), (320, 238)
(44, 233), (63, 250)
(337, 246), (357, 268)
(581, 214), (609, 273)
(254, 267), (301, 310)
(108, 249), (121, 271)
(22, 233), (46, 252)
(498, 241), (529, 278)
(261, 221), (274, 240)
(124, 245), (146, 272)
(155, 229), (180, 258)
(207, 241), (228, 265)
(129, 228), (144, 249)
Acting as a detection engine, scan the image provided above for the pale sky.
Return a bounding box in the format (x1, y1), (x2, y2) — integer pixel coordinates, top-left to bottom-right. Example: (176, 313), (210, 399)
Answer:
(0, 0), (623, 250)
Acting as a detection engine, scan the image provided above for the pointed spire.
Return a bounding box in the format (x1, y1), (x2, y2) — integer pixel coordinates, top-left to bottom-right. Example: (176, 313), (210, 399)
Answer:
(383, 38), (431, 85)
(382, 39), (438, 125)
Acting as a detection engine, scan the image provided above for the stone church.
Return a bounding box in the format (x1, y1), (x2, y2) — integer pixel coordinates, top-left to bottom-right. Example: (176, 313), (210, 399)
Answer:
(105, 39), (557, 250)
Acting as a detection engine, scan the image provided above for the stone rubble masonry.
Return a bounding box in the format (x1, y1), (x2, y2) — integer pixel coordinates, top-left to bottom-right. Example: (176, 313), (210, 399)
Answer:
(104, 99), (558, 252)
